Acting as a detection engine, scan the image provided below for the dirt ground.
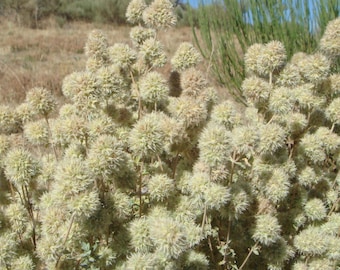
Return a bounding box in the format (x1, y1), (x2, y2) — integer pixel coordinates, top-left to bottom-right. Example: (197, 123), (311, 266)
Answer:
(0, 18), (213, 107)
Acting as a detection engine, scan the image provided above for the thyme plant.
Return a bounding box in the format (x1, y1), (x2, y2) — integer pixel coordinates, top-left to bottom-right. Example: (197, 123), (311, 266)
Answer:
(0, 0), (339, 269)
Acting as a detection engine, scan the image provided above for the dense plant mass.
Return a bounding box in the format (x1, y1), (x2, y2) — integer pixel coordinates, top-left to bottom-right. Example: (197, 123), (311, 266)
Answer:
(0, 0), (339, 269)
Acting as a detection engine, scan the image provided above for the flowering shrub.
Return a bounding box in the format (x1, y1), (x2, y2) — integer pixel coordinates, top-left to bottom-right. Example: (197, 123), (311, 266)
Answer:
(0, 0), (339, 269)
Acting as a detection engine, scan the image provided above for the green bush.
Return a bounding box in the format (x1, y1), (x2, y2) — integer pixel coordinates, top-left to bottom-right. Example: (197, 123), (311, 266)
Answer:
(0, 0), (339, 269)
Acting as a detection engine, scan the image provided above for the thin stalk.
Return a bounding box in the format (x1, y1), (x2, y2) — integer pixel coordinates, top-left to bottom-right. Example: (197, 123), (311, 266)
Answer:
(44, 115), (58, 160)
(239, 241), (259, 270)
(139, 163), (144, 217)
(56, 212), (76, 268)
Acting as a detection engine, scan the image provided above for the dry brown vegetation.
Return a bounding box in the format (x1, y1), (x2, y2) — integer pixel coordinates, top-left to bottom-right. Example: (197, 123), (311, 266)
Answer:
(0, 19), (208, 108)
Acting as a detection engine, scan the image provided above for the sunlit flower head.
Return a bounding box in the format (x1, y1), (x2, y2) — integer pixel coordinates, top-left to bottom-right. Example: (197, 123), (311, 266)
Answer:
(126, 0), (147, 24)
(142, 0), (177, 29)
(171, 42), (202, 71)
(320, 17), (340, 58)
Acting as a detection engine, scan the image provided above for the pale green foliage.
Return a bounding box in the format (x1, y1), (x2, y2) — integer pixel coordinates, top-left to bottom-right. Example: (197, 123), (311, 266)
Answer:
(304, 198), (327, 221)
(252, 214), (281, 245)
(23, 119), (49, 146)
(4, 148), (40, 188)
(25, 87), (56, 117)
(0, 4), (339, 270)
(320, 17), (340, 59)
(139, 71), (169, 107)
(147, 174), (175, 201)
(171, 42), (202, 71)
(294, 226), (328, 255)
(142, 0), (177, 29)
(181, 68), (207, 98)
(198, 122), (231, 167)
(126, 0), (147, 24)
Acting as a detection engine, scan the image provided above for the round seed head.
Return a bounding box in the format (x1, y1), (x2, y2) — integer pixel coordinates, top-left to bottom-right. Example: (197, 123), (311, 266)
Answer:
(126, 0), (147, 24)
(300, 132), (326, 164)
(139, 38), (167, 68)
(25, 87), (56, 117)
(258, 123), (286, 154)
(294, 83), (325, 110)
(86, 56), (105, 72)
(61, 115), (89, 144)
(229, 182), (250, 218)
(129, 217), (153, 253)
(5, 201), (29, 235)
(0, 105), (20, 134)
(58, 104), (77, 119)
(148, 174), (175, 201)
(326, 97), (340, 125)
(290, 52), (308, 65)
(180, 68), (208, 98)
(184, 251), (209, 269)
(256, 40), (287, 75)
(264, 168), (290, 203)
(15, 102), (35, 124)
(304, 198), (327, 221)
(231, 125), (259, 156)
(321, 213), (340, 236)
(294, 226), (328, 255)
(87, 113), (116, 142)
(4, 148), (40, 188)
(95, 65), (128, 100)
(308, 259), (335, 270)
(0, 232), (17, 264)
(320, 17), (340, 58)
(328, 74), (340, 97)
(298, 166), (320, 187)
(171, 42), (202, 71)
(198, 122), (232, 167)
(210, 100), (241, 129)
(148, 215), (187, 258)
(203, 183), (230, 210)
(268, 87), (295, 115)
(54, 157), (93, 196)
(62, 71), (98, 101)
(130, 26), (156, 47)
(108, 43), (137, 70)
(0, 134), (10, 160)
(193, 161), (229, 183)
(87, 135), (127, 180)
(241, 76), (271, 107)
(66, 190), (100, 218)
(84, 30), (108, 60)
(49, 118), (69, 147)
(252, 214), (281, 245)
(129, 112), (166, 158)
(279, 112), (308, 135)
(125, 253), (154, 269)
(315, 126), (340, 153)
(11, 255), (35, 270)
(244, 43), (265, 75)
(139, 71), (169, 107)
(298, 53), (330, 84)
(276, 63), (303, 87)
(167, 97), (208, 128)
(112, 190), (132, 219)
(63, 143), (87, 160)
(24, 119), (49, 146)
(142, 0), (177, 29)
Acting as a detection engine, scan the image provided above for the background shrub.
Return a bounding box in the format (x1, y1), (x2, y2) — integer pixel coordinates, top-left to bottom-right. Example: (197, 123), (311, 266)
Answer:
(192, 0), (339, 103)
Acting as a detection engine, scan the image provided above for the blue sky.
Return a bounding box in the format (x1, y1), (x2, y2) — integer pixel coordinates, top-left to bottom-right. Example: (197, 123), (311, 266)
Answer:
(186, 0), (205, 7)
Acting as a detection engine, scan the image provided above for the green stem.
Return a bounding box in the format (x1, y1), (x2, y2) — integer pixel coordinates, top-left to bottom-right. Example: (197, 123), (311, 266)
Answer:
(239, 242), (259, 270)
